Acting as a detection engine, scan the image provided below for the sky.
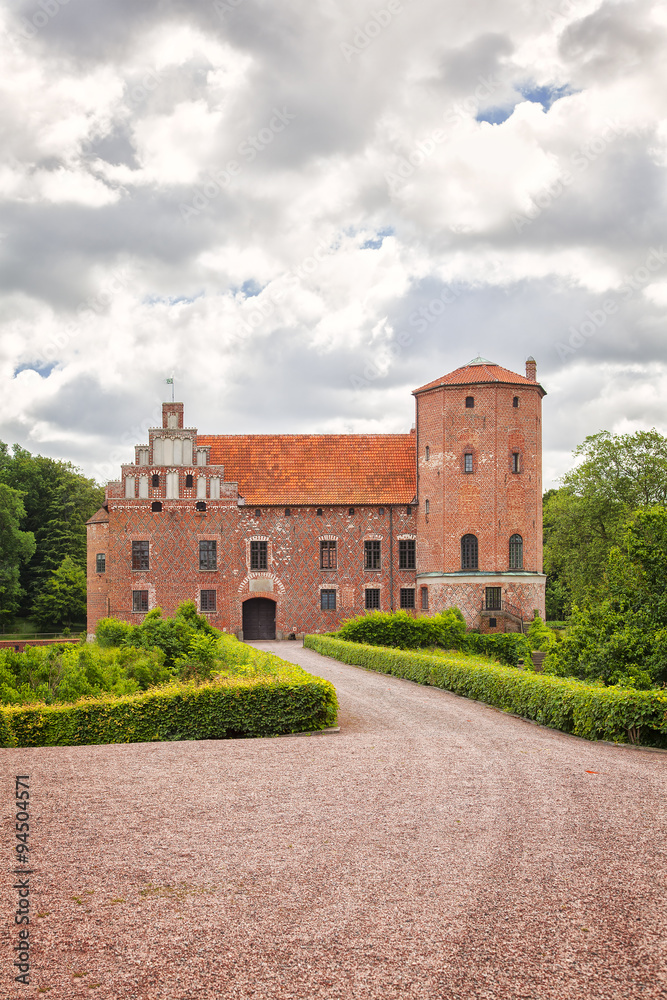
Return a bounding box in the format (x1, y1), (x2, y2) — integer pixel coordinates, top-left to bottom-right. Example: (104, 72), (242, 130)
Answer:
(1, 0), (666, 490)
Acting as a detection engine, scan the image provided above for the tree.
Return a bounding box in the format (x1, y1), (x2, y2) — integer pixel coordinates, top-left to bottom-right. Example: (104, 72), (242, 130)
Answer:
(0, 484), (36, 629)
(32, 556), (87, 631)
(0, 444), (104, 614)
(544, 429), (667, 608)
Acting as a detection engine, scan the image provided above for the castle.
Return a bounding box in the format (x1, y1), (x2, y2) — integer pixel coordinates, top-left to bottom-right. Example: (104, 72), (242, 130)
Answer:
(86, 356), (546, 639)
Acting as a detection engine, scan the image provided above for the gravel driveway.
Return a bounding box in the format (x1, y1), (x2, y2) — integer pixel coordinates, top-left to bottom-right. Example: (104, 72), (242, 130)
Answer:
(1, 641), (666, 1000)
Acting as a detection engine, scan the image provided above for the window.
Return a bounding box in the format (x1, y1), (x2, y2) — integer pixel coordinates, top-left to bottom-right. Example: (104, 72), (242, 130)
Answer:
(485, 587), (501, 611)
(349, 507), (355, 515)
(316, 508), (323, 516)
(151, 501), (162, 512)
(285, 507), (291, 516)
(320, 589), (336, 610)
(132, 590), (148, 613)
(420, 586), (428, 610)
(425, 445), (430, 460)
(254, 508), (261, 517)
(185, 474), (193, 488)
(512, 452), (520, 473)
(250, 540), (267, 570)
(425, 499), (430, 514)
(378, 507), (385, 515)
(95, 553), (106, 573)
(464, 452), (473, 473)
(196, 501), (207, 512)
(406, 505), (412, 515)
(509, 534), (523, 570)
(152, 474), (160, 488)
(199, 540), (217, 570)
(513, 396), (519, 408)
(320, 540), (337, 569)
(465, 396), (474, 408)
(400, 588), (415, 609)
(399, 539), (415, 569)
(364, 539), (381, 569)
(461, 534), (478, 570)
(200, 590), (216, 612)
(365, 588), (380, 609)
(132, 540), (149, 571)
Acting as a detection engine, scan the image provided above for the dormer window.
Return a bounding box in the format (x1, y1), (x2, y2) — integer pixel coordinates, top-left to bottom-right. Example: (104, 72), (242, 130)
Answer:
(465, 396), (474, 408)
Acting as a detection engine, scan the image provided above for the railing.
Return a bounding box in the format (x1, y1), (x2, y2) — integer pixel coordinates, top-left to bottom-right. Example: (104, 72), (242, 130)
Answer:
(0, 631), (85, 641)
(481, 599), (525, 629)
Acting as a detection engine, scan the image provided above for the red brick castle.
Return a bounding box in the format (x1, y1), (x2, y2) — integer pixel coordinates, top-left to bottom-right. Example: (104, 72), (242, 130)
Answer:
(87, 357), (546, 639)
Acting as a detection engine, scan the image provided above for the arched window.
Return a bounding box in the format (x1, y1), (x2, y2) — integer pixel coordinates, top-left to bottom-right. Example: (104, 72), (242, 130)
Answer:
(465, 396), (474, 408)
(461, 534), (478, 570)
(509, 534), (523, 569)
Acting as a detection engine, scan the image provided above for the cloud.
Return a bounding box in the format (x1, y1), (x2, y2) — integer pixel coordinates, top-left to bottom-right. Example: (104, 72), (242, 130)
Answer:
(0, 0), (666, 491)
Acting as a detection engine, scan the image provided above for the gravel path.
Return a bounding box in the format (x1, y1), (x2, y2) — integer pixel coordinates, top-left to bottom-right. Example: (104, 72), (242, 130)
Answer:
(1, 641), (666, 1000)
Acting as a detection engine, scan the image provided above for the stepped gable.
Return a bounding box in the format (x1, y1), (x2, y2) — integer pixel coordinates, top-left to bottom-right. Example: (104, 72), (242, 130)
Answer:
(413, 356), (546, 394)
(196, 433), (416, 505)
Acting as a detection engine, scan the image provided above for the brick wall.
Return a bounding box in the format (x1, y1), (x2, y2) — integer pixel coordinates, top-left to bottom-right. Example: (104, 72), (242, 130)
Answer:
(87, 500), (417, 636)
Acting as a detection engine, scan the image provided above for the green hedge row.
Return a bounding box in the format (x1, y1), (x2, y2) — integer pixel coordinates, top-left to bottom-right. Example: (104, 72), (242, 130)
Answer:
(333, 609), (532, 666)
(306, 635), (667, 747)
(0, 660), (338, 748)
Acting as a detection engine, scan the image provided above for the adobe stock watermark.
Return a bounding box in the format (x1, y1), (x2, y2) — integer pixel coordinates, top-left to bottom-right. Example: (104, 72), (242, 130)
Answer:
(384, 74), (500, 193)
(512, 119), (628, 233)
(13, 0), (70, 40)
(232, 237), (333, 341)
(340, 0), (408, 63)
(555, 246), (667, 361)
(33, 269), (131, 369)
(213, 0), (246, 15)
(179, 107), (296, 222)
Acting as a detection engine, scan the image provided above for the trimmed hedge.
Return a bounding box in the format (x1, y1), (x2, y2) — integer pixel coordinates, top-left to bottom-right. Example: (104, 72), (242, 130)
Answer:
(306, 635), (667, 747)
(0, 657), (338, 748)
(333, 609), (532, 666)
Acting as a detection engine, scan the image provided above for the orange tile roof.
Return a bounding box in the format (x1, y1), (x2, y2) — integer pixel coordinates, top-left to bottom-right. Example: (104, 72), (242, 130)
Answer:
(414, 360), (543, 394)
(197, 434), (416, 505)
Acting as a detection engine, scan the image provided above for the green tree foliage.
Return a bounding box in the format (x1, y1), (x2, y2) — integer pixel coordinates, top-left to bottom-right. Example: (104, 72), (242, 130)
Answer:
(544, 429), (667, 608)
(32, 556), (87, 631)
(0, 444), (104, 613)
(0, 485), (36, 628)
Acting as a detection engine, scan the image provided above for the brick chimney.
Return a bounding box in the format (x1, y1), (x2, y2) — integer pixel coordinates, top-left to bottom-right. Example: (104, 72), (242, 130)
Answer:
(525, 356), (537, 381)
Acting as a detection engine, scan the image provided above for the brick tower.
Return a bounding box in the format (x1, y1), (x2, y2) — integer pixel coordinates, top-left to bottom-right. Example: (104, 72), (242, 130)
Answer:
(413, 356), (546, 631)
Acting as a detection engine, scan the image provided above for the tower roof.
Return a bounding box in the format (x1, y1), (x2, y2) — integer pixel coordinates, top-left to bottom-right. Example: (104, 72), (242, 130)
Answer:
(413, 358), (545, 394)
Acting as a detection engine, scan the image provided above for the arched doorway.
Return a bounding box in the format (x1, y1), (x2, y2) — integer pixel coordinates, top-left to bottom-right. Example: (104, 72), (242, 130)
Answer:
(242, 598), (276, 640)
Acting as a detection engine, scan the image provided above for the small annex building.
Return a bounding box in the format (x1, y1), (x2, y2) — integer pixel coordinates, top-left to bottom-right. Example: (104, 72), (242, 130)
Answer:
(87, 356), (547, 639)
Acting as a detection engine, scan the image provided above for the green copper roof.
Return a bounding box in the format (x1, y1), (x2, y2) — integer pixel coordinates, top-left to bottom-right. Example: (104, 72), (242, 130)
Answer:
(466, 356), (497, 366)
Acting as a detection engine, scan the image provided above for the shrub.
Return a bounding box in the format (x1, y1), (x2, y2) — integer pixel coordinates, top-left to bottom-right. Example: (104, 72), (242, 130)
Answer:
(527, 613), (557, 652)
(306, 635), (667, 747)
(0, 649), (338, 747)
(333, 609), (531, 667)
(543, 603), (665, 689)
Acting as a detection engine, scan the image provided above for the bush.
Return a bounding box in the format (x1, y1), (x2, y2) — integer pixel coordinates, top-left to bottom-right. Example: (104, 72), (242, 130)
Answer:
(0, 647), (338, 747)
(527, 613), (558, 652)
(333, 609), (531, 667)
(306, 635), (667, 747)
(0, 643), (170, 706)
(543, 603), (665, 689)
